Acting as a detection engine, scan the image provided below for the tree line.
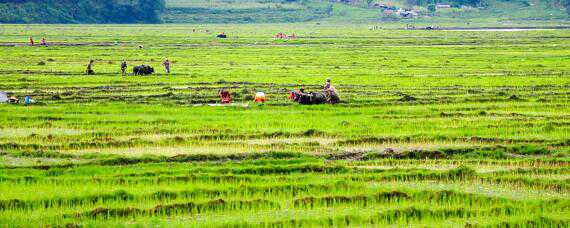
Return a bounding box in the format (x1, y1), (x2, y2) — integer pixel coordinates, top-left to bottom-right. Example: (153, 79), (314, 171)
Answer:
(0, 0), (166, 23)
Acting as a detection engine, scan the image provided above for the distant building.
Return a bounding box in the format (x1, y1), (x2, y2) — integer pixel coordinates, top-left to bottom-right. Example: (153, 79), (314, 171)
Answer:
(383, 9), (396, 15)
(370, 3), (383, 8)
(398, 9), (419, 18)
(378, 4), (398, 10)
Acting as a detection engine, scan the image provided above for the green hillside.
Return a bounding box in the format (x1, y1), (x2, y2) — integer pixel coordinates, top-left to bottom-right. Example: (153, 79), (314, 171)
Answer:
(163, 0), (333, 23)
(0, 0), (165, 23)
(0, 0), (568, 23)
(431, 0), (569, 20)
(161, 0), (570, 23)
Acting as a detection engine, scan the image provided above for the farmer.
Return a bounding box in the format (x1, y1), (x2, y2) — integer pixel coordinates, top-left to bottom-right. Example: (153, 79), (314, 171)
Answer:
(162, 58), (171, 74)
(323, 78), (339, 104)
(29, 37), (34, 46)
(120, 60), (128, 76)
(323, 78), (332, 91)
(86, 60), (95, 75)
(254, 92), (267, 103)
(219, 88), (232, 104)
(40, 37), (47, 46)
(24, 95), (31, 105)
(216, 32), (227, 38)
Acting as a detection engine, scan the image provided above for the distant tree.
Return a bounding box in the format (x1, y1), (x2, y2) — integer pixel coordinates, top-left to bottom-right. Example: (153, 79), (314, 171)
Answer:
(405, 0), (418, 6)
(427, 0), (436, 14)
(428, 4), (436, 13)
(326, 4), (334, 15)
(0, 0), (166, 23)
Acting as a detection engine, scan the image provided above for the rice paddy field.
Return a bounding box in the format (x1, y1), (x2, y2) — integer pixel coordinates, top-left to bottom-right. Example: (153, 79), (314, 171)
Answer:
(0, 23), (569, 226)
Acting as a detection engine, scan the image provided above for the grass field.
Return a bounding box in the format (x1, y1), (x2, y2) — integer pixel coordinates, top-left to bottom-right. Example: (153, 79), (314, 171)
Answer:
(160, 0), (570, 24)
(0, 23), (569, 226)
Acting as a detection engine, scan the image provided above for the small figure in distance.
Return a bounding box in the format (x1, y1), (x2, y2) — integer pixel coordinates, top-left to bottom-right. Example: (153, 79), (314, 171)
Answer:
(162, 58), (171, 74)
(120, 60), (128, 76)
(29, 37), (34, 46)
(40, 37), (47, 46)
(86, 60), (95, 75)
(219, 88), (232, 104)
(216, 32), (227, 39)
(323, 78), (332, 91)
(254, 91), (267, 103)
(323, 78), (340, 104)
(24, 95), (33, 105)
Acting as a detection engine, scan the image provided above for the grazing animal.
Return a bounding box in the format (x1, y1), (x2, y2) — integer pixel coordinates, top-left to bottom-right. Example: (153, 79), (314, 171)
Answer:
(289, 91), (338, 105)
(133, 65), (154, 75)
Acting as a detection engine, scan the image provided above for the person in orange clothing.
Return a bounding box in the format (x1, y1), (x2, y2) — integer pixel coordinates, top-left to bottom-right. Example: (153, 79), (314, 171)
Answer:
(254, 92), (267, 103)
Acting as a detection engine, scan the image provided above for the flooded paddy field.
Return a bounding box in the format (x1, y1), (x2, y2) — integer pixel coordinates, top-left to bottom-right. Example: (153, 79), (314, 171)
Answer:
(0, 24), (568, 226)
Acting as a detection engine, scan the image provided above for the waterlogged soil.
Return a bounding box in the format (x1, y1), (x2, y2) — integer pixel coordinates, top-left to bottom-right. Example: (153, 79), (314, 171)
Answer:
(0, 160), (567, 226)
(0, 24), (568, 226)
(2, 80), (567, 106)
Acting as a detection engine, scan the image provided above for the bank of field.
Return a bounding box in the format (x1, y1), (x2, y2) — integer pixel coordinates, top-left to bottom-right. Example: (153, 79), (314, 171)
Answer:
(0, 24), (569, 226)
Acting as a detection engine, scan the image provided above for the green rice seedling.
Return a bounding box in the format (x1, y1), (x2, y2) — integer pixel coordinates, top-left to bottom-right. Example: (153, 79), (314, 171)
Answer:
(0, 23), (568, 226)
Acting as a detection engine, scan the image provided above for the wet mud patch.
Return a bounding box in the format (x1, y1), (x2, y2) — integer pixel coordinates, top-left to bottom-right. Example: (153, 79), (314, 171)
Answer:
(293, 191), (410, 208)
(70, 198), (280, 219)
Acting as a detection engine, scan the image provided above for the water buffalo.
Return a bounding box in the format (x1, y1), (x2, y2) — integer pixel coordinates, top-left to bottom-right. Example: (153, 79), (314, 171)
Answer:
(289, 91), (340, 105)
(133, 65), (154, 75)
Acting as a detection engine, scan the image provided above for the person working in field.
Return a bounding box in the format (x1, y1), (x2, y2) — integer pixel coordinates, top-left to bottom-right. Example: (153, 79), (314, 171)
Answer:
(40, 37), (47, 46)
(254, 92), (267, 103)
(323, 78), (340, 104)
(216, 32), (227, 38)
(323, 78), (332, 91)
(29, 37), (34, 46)
(86, 60), (95, 75)
(120, 60), (128, 76)
(219, 88), (232, 104)
(162, 58), (171, 74)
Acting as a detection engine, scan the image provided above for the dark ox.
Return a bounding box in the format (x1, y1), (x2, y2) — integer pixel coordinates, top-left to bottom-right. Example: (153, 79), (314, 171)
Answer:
(133, 65), (154, 75)
(289, 91), (340, 105)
